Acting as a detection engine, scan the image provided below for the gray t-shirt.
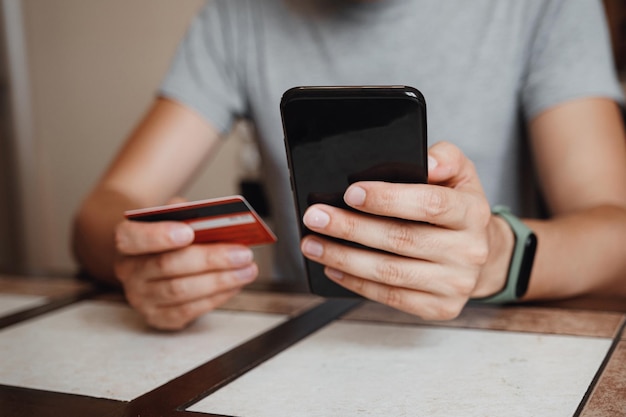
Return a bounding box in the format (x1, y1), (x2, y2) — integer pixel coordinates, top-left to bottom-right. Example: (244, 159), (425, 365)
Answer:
(160, 0), (624, 281)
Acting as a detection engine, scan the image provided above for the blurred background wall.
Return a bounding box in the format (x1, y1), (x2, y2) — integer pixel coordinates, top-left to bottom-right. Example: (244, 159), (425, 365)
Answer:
(0, 0), (250, 275)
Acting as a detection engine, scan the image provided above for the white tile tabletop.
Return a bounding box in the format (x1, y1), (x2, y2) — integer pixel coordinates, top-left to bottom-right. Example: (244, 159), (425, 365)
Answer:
(0, 299), (286, 400)
(0, 293), (47, 316)
(1, 280), (624, 417)
(190, 320), (612, 417)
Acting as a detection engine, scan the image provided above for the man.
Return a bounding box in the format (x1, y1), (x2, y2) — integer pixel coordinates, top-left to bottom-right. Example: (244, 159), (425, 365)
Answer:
(73, 0), (626, 330)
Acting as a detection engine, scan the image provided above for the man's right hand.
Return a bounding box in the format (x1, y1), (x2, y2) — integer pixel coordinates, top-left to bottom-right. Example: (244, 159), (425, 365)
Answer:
(113, 219), (258, 330)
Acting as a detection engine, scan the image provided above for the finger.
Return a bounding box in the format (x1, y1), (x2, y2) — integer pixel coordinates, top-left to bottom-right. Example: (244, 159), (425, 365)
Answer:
(146, 288), (241, 331)
(340, 141), (487, 228)
(144, 263), (258, 304)
(116, 219), (194, 255)
(300, 235), (475, 296)
(323, 268), (467, 321)
(342, 180), (489, 230)
(303, 205), (488, 264)
(116, 244), (254, 282)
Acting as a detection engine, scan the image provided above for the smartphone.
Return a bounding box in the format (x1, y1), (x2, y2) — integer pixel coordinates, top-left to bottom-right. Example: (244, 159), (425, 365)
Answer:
(280, 86), (428, 297)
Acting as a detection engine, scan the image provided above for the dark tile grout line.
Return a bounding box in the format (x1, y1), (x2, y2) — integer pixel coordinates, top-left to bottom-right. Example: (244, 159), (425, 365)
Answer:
(573, 315), (626, 416)
(0, 290), (361, 417)
(0, 286), (104, 330)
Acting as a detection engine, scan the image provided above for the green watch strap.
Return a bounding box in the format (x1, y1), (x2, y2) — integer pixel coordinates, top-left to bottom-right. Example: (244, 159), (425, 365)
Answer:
(474, 205), (537, 304)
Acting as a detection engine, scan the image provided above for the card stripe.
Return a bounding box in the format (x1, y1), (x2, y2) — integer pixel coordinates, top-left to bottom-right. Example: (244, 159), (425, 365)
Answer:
(189, 213), (256, 231)
(127, 201), (249, 222)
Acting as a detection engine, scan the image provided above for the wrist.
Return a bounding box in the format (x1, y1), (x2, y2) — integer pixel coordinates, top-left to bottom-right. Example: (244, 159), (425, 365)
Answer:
(471, 211), (515, 298)
(474, 206), (537, 303)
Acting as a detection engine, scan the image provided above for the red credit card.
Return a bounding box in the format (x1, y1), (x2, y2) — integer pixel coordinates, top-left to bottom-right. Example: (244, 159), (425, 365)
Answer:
(124, 195), (277, 246)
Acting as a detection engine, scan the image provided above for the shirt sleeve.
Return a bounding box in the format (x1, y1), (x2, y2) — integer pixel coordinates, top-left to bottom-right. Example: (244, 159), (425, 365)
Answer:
(521, 0), (624, 121)
(159, 0), (248, 134)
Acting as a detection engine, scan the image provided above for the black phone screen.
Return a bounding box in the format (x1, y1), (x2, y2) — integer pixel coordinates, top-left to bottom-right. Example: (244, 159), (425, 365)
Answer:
(281, 86), (427, 297)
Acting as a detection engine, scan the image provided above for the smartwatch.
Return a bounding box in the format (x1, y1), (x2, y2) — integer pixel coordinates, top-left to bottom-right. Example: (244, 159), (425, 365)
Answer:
(475, 205), (537, 304)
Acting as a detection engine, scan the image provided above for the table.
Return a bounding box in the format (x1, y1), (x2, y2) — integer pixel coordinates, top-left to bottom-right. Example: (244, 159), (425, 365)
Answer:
(0, 273), (625, 417)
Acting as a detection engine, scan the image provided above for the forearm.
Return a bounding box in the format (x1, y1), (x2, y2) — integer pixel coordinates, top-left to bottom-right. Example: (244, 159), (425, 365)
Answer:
(523, 204), (626, 300)
(72, 187), (142, 285)
(72, 99), (222, 284)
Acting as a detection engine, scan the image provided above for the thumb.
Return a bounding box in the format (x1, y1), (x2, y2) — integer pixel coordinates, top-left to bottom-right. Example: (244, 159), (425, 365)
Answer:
(427, 141), (484, 195)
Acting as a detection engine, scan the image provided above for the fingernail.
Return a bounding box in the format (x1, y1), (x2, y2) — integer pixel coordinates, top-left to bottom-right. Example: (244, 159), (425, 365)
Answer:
(170, 226), (194, 245)
(344, 186), (366, 206)
(302, 239), (324, 257)
(303, 207), (330, 228)
(235, 265), (257, 282)
(228, 248), (253, 266)
(428, 156), (438, 170)
(326, 267), (344, 280)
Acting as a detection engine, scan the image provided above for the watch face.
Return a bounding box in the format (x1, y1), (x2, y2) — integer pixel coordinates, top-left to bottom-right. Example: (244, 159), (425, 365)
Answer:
(516, 233), (537, 297)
